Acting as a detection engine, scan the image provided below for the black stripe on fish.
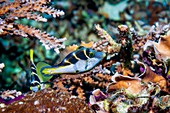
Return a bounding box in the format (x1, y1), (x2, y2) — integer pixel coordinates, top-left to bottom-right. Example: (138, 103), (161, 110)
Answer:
(75, 48), (89, 60)
(31, 81), (40, 87)
(72, 52), (81, 60)
(31, 66), (36, 74)
(30, 57), (37, 73)
(59, 52), (78, 66)
(83, 48), (90, 59)
(59, 47), (91, 66)
(85, 48), (92, 58)
(30, 57), (41, 84)
(60, 59), (72, 66)
(31, 73), (41, 83)
(66, 52), (78, 64)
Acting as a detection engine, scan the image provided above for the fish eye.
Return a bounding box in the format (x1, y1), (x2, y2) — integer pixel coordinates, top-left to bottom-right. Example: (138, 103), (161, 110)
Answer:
(38, 85), (41, 90)
(76, 70), (79, 73)
(89, 52), (94, 58)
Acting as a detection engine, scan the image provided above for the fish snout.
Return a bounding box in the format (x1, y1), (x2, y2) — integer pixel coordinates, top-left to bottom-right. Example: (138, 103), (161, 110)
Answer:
(95, 51), (106, 59)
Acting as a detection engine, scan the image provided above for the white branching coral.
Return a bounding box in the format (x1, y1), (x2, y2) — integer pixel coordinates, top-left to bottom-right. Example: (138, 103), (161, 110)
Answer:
(0, 0), (66, 53)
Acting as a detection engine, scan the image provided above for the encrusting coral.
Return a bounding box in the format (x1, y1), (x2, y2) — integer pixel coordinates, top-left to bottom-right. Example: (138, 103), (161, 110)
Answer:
(0, 0), (66, 53)
(0, 88), (94, 113)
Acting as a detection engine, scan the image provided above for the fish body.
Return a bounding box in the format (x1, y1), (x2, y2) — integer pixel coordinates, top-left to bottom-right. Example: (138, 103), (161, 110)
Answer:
(41, 46), (106, 76)
(30, 47), (106, 91)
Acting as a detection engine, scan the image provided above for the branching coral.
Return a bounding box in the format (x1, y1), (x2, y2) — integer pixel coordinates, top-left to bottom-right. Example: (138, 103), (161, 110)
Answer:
(0, 0), (66, 53)
(93, 24), (121, 54)
(52, 69), (112, 100)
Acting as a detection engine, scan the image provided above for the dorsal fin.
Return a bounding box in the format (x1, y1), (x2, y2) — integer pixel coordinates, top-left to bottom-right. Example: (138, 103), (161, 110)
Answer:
(30, 49), (41, 83)
(77, 46), (85, 50)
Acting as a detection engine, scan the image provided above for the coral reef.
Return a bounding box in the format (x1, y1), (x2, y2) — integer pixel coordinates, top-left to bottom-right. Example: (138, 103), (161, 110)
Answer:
(0, 88), (94, 113)
(0, 0), (170, 113)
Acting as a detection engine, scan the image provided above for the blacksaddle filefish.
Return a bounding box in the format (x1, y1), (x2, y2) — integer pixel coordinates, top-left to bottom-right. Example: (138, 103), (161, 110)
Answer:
(40, 46), (106, 76)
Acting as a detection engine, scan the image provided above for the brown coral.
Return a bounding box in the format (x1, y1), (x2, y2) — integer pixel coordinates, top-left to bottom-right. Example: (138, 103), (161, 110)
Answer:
(1, 89), (94, 113)
(0, 0), (66, 53)
(107, 64), (167, 95)
(142, 65), (167, 91)
(146, 30), (170, 60)
(107, 78), (143, 94)
(52, 66), (112, 100)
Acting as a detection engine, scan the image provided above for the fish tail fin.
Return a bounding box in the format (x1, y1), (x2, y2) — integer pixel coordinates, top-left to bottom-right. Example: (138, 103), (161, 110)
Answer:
(36, 62), (53, 82)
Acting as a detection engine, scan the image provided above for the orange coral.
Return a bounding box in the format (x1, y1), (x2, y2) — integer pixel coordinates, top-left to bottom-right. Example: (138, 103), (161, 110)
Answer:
(77, 87), (86, 100)
(152, 30), (170, 60)
(107, 64), (167, 94)
(143, 27), (170, 60)
(17, 24), (66, 53)
(122, 68), (134, 76)
(95, 73), (111, 81)
(107, 79), (143, 94)
(53, 81), (68, 93)
(0, 0), (20, 15)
